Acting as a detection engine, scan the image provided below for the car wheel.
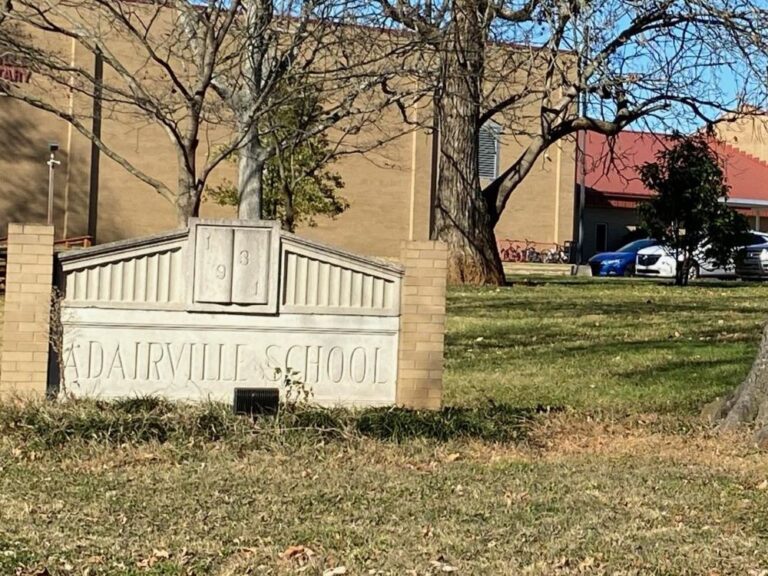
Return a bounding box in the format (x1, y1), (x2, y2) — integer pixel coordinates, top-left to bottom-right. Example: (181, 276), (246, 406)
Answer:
(623, 264), (634, 277)
(687, 262), (700, 281)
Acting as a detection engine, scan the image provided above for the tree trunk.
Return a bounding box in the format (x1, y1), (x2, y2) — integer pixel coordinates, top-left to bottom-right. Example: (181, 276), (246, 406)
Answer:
(238, 126), (265, 220)
(432, 1), (505, 286)
(281, 179), (296, 232)
(675, 258), (685, 286)
(174, 163), (201, 227)
(704, 323), (768, 446)
(273, 144), (296, 232)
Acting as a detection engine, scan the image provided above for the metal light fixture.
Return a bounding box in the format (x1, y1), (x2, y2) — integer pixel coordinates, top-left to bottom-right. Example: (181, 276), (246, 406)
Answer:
(47, 142), (60, 227)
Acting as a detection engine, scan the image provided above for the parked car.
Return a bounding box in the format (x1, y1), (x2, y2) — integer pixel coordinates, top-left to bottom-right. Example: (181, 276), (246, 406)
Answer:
(638, 232), (768, 280)
(735, 233), (768, 279)
(588, 239), (658, 276)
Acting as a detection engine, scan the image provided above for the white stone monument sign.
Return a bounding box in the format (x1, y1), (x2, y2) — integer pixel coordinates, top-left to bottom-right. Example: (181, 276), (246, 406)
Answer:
(53, 220), (404, 406)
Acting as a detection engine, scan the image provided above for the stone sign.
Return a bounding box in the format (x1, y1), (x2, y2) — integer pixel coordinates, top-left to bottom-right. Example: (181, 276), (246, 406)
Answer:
(54, 220), (405, 406)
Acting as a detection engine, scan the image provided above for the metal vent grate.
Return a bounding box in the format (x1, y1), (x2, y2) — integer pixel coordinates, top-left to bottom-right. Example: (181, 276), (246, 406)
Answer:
(233, 387), (280, 416)
(478, 121), (500, 180)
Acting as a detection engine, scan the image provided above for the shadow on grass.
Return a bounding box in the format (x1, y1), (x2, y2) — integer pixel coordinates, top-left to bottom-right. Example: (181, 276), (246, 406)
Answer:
(557, 333), (758, 359)
(621, 353), (754, 387)
(0, 398), (542, 448)
(504, 276), (765, 289)
(353, 403), (554, 443)
(445, 330), (759, 370)
(450, 295), (766, 319)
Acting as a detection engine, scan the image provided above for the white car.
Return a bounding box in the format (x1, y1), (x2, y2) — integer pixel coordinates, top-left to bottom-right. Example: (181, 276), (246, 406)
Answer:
(635, 232), (768, 279)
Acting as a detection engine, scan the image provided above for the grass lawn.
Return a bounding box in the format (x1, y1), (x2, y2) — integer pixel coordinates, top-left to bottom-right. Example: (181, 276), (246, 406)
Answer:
(446, 277), (768, 414)
(3, 278), (768, 575)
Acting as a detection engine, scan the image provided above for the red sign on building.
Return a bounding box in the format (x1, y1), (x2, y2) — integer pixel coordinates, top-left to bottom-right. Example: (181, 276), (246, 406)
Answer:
(0, 55), (32, 85)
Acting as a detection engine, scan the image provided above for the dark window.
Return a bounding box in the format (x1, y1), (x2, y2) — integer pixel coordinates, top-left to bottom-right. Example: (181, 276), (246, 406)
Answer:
(618, 239), (656, 253)
(478, 122), (500, 180)
(595, 223), (608, 252)
(741, 232), (768, 246)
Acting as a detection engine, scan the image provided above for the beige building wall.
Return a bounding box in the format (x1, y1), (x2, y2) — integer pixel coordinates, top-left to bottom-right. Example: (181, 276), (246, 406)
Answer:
(0, 19), (576, 257)
(0, 99), (78, 237)
(717, 116), (768, 162)
(0, 93), (576, 255)
(300, 113), (434, 257)
(494, 135), (576, 246)
(68, 33), (235, 244)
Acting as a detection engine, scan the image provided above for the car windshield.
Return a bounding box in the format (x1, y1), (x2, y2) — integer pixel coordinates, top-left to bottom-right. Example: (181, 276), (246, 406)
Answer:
(618, 239), (656, 253)
(740, 233), (768, 246)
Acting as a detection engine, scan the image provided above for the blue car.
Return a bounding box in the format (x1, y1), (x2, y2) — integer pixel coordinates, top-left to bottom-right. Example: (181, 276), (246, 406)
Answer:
(588, 239), (658, 277)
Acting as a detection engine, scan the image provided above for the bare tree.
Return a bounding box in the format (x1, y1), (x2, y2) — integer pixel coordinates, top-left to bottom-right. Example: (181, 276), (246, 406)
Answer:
(187, 0), (425, 220)
(374, 0), (768, 284)
(0, 0), (243, 225)
(0, 1), (425, 226)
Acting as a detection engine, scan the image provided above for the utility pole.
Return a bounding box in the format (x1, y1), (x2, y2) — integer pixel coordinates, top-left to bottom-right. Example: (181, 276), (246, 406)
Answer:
(88, 49), (104, 243)
(575, 14), (590, 265)
(47, 142), (61, 228)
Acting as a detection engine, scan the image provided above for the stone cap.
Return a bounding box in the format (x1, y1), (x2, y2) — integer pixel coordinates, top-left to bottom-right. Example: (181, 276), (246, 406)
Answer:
(58, 224), (405, 277)
(282, 230), (404, 277)
(58, 228), (188, 264)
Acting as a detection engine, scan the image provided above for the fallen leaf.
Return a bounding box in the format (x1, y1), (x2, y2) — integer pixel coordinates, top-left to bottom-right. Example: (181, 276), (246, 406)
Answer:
(280, 545), (316, 564)
(323, 568), (347, 576)
(430, 560), (459, 573)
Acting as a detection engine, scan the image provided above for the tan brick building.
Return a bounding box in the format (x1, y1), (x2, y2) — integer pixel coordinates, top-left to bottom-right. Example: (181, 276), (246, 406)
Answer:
(0, 27), (576, 258)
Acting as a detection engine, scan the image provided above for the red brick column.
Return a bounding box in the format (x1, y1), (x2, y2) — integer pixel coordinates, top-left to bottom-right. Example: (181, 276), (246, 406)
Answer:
(0, 224), (55, 399)
(396, 240), (448, 410)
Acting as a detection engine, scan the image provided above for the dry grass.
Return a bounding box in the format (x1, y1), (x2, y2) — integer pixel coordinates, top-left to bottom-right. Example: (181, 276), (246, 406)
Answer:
(3, 420), (768, 575)
(3, 280), (768, 575)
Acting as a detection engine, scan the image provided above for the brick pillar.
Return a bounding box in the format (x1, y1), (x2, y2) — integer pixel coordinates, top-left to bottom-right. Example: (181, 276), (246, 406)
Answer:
(397, 240), (448, 410)
(0, 224), (55, 399)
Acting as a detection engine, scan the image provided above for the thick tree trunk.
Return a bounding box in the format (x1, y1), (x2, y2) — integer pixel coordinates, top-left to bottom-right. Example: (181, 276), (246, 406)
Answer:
(237, 126), (266, 220)
(433, 103), (505, 284)
(704, 323), (768, 446)
(432, 1), (505, 286)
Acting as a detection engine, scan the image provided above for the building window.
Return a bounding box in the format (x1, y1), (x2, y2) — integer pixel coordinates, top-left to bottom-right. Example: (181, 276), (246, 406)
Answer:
(595, 223), (608, 252)
(478, 121), (500, 180)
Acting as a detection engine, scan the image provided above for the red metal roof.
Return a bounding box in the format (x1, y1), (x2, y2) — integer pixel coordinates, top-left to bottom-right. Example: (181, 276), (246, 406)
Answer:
(584, 130), (768, 204)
